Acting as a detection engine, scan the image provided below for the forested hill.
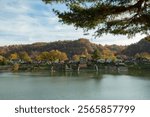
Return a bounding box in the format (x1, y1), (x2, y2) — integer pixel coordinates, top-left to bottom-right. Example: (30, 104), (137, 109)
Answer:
(123, 36), (150, 56)
(0, 38), (125, 58)
(1, 37), (150, 58)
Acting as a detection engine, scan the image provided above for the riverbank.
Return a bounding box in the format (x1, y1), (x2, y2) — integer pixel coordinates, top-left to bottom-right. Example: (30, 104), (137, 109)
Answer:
(0, 62), (150, 72)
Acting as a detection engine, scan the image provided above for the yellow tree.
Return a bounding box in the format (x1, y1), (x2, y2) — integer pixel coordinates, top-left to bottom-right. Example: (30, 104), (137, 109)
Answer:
(40, 51), (50, 61)
(9, 53), (19, 60)
(49, 50), (68, 62)
(49, 50), (58, 61)
(102, 49), (116, 60)
(0, 55), (4, 62)
(19, 52), (32, 62)
(35, 55), (42, 61)
(72, 55), (80, 61)
(59, 52), (68, 61)
(139, 52), (150, 60)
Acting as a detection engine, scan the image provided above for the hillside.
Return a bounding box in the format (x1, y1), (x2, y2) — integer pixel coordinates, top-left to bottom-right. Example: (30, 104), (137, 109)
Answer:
(123, 36), (150, 56)
(1, 37), (150, 58)
(104, 44), (127, 54)
(1, 38), (124, 58)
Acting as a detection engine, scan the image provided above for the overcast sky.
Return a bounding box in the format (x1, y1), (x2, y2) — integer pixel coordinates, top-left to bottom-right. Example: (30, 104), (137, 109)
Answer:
(0, 0), (145, 46)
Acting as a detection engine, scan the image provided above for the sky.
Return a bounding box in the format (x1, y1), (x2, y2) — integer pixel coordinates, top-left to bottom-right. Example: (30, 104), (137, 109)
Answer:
(0, 0), (146, 46)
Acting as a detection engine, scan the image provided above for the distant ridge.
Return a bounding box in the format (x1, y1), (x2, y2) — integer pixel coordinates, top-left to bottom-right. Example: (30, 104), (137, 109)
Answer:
(0, 38), (125, 58)
(123, 36), (150, 56)
(1, 37), (150, 58)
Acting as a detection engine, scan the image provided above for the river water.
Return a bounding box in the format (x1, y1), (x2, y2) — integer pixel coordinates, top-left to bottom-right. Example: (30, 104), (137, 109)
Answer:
(0, 70), (150, 100)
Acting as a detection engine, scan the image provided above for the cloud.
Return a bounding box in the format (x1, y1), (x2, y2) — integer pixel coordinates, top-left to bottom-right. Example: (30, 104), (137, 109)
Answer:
(91, 34), (146, 45)
(0, 0), (87, 45)
(0, 0), (146, 46)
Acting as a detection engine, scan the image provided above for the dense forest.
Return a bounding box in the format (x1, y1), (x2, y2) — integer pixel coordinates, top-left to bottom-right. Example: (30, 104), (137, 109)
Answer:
(0, 38), (125, 59)
(0, 37), (150, 63)
(123, 36), (150, 56)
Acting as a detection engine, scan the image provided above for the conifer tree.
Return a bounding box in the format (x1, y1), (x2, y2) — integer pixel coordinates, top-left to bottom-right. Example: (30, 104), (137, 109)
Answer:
(43, 0), (150, 38)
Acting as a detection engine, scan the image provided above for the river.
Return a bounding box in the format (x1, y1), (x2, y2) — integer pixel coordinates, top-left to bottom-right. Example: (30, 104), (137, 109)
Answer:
(0, 70), (150, 100)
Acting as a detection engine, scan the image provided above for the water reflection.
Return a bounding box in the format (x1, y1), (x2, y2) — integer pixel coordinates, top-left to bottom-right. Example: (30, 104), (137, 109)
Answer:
(0, 70), (150, 100)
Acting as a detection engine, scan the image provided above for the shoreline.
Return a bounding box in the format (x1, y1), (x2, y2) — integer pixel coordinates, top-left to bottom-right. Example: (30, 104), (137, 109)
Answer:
(0, 63), (150, 72)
